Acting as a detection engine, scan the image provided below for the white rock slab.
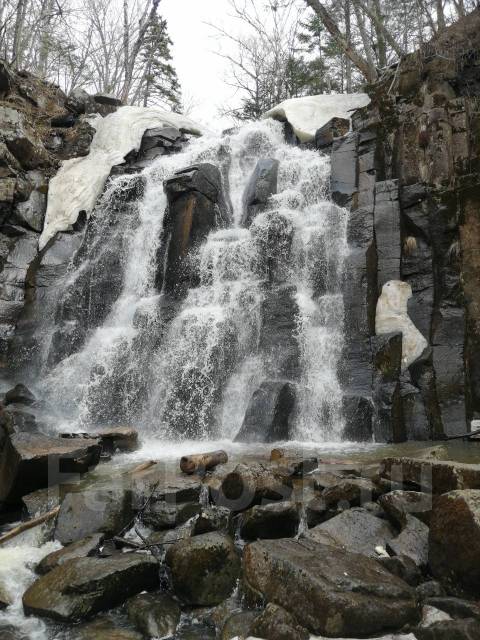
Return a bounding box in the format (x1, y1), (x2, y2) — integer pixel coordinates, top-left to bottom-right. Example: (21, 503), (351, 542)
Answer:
(39, 106), (204, 250)
(263, 93), (371, 143)
(375, 280), (428, 370)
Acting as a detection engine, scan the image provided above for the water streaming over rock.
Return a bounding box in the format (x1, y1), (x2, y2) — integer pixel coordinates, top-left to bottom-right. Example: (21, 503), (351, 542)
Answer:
(38, 118), (347, 441)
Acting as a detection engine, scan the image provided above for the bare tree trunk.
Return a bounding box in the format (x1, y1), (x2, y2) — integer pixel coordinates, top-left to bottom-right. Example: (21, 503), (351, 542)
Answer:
(304, 0), (376, 82)
(371, 0), (387, 67)
(344, 0), (352, 92)
(352, 1), (377, 76)
(436, 0), (446, 30)
(12, 0), (28, 67)
(354, 0), (404, 57)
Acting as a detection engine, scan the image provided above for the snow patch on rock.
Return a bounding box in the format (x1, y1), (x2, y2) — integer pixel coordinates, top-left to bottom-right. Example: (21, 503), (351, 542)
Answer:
(263, 93), (370, 143)
(39, 106), (204, 250)
(376, 280), (428, 370)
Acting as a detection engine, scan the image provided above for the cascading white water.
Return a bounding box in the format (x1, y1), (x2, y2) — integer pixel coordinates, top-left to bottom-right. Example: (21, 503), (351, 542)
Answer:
(39, 117), (347, 441)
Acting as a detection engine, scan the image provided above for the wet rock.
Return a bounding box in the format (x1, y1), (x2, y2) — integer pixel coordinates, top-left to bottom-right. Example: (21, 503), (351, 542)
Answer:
(22, 554), (159, 622)
(141, 500), (202, 531)
(126, 592), (181, 639)
(22, 487), (60, 517)
(131, 466), (202, 506)
(236, 380), (296, 443)
(380, 490), (432, 526)
(315, 117), (349, 149)
(221, 611), (259, 640)
(417, 582), (446, 600)
(55, 487), (133, 545)
(240, 501), (300, 540)
(4, 383), (36, 406)
(37, 534), (104, 574)
(249, 602), (309, 640)
(387, 515), (429, 567)
(165, 532), (240, 606)
(0, 626), (28, 640)
(429, 490), (480, 596)
(413, 618), (480, 639)
(307, 507), (395, 557)
(0, 584), (12, 609)
(270, 449), (318, 477)
(243, 538), (420, 636)
(97, 426), (138, 453)
(241, 158), (279, 227)
(146, 521), (194, 547)
(72, 617), (142, 640)
(161, 163), (226, 299)
(379, 458), (480, 493)
(94, 93), (122, 106)
(322, 477), (380, 508)
(379, 555), (423, 587)
(192, 505), (231, 535)
(0, 433), (101, 505)
(209, 462), (292, 512)
(426, 597), (480, 620)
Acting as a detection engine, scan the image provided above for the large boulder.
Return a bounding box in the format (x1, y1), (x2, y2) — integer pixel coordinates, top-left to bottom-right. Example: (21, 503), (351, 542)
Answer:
(126, 592), (181, 639)
(307, 508), (395, 557)
(165, 532), (240, 606)
(0, 433), (101, 505)
(0, 106), (50, 169)
(321, 477), (380, 508)
(429, 490), (480, 596)
(54, 487), (134, 545)
(413, 618), (480, 639)
(241, 158), (279, 227)
(240, 501), (300, 540)
(379, 458), (480, 494)
(235, 380), (296, 443)
(22, 554), (159, 622)
(243, 538), (420, 636)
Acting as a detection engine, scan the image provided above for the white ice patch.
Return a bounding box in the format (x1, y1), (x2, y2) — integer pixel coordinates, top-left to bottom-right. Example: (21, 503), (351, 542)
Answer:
(263, 93), (371, 143)
(39, 106), (204, 250)
(375, 280), (428, 370)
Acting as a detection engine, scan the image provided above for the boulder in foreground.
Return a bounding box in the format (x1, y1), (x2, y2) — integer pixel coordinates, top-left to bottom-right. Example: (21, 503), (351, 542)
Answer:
(429, 489), (480, 596)
(243, 538), (420, 636)
(23, 554), (159, 622)
(166, 532), (240, 606)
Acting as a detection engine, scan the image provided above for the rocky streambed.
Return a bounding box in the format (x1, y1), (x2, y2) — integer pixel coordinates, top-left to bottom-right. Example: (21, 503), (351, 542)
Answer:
(1, 430), (480, 640)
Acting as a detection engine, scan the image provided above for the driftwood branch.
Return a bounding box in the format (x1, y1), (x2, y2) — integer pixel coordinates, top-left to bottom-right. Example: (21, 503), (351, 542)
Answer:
(180, 450), (228, 475)
(0, 506), (60, 546)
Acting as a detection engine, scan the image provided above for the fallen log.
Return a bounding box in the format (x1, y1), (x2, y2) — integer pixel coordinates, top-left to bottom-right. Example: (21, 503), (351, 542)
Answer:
(0, 506), (60, 546)
(180, 450), (228, 475)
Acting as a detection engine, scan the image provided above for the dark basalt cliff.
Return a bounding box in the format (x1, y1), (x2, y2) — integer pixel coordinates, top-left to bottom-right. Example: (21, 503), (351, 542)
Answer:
(332, 8), (480, 441)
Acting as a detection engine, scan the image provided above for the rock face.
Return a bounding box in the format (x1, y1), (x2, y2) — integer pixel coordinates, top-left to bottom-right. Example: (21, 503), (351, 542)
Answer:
(243, 538), (420, 636)
(160, 163), (228, 297)
(22, 554), (159, 622)
(235, 380), (296, 443)
(429, 490), (480, 596)
(241, 158), (279, 227)
(165, 532), (240, 606)
(332, 10), (480, 439)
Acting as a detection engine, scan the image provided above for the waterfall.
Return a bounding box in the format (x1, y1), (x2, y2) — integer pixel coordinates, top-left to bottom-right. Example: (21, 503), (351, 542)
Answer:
(38, 117), (348, 441)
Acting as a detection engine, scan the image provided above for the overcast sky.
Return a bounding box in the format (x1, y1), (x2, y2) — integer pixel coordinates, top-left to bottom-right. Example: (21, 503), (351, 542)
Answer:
(161, 0), (241, 129)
